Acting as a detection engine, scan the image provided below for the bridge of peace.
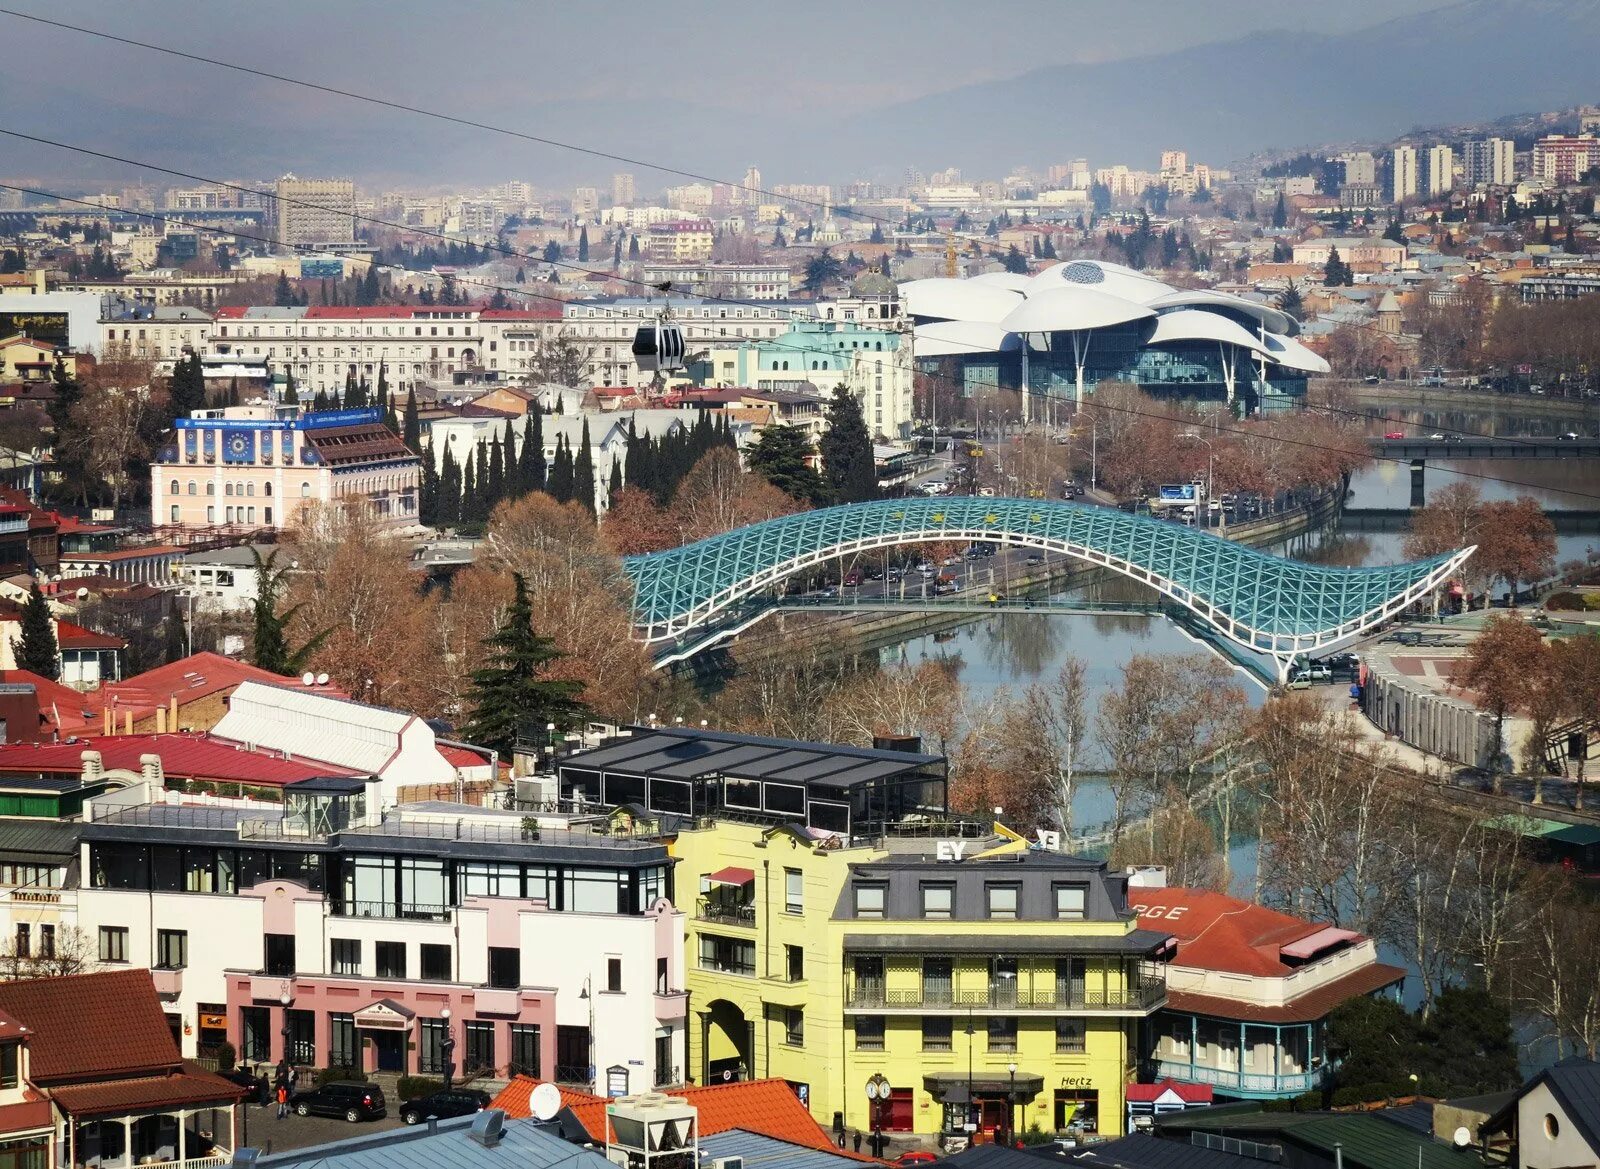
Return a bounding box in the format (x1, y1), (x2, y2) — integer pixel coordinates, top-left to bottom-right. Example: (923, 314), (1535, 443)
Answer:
(621, 497), (1474, 684)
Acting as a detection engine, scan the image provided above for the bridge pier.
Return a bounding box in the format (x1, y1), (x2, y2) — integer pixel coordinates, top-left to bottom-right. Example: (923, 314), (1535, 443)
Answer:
(1410, 459), (1425, 509)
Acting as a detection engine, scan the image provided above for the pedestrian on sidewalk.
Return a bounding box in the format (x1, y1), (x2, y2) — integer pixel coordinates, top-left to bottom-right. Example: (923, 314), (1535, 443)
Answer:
(276, 1084), (289, 1120)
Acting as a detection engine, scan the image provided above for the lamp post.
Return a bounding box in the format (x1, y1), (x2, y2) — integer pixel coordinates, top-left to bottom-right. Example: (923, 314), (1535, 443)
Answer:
(964, 1011), (976, 1140)
(278, 990), (292, 1071)
(440, 1006), (456, 1091)
(1007, 1062), (1018, 1146)
(579, 976), (596, 1093)
(1180, 431), (1218, 531)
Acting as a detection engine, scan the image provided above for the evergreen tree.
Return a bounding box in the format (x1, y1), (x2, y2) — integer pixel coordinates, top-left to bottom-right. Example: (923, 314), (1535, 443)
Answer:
(283, 370), (299, 407)
(360, 264), (380, 306)
(1384, 216), (1406, 244)
(419, 446), (440, 525)
(869, 223), (885, 244)
(1001, 244), (1029, 273)
(461, 446), (481, 523)
(168, 352), (207, 420)
(607, 455), (623, 502)
(747, 423), (826, 504)
(627, 235), (640, 260)
(273, 272), (295, 307)
(501, 418), (520, 496)
(543, 241), (562, 263)
(577, 227), (590, 263)
(16, 582), (58, 680)
(458, 573), (586, 756)
(382, 390), (399, 432)
(376, 361), (389, 410)
(487, 435), (505, 506)
(548, 436), (574, 503)
(46, 356), (85, 494)
(1278, 283), (1304, 319)
(772, 227), (787, 248)
(519, 412), (546, 494)
(613, 236), (623, 266)
(312, 388), (331, 412)
(819, 384), (877, 503)
(572, 419), (597, 515)
(249, 549), (327, 675)
(438, 443), (461, 525)
(1271, 191), (1287, 229)
(1323, 246), (1349, 287)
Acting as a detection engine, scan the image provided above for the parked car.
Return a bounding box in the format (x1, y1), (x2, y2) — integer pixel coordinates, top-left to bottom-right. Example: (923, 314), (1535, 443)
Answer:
(843, 569), (863, 587)
(1384, 431), (1406, 440)
(399, 1088), (491, 1126)
(1289, 663), (1333, 684)
(290, 1081), (387, 1122)
(933, 578), (961, 596)
(218, 1068), (270, 1106)
(1561, 432), (1582, 441)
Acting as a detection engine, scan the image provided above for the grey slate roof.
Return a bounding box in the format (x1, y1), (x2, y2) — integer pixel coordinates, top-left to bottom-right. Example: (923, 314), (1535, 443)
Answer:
(562, 727), (942, 788)
(699, 1130), (868, 1169)
(0, 819), (82, 862)
(248, 1113), (613, 1169)
(1065, 1133), (1269, 1169)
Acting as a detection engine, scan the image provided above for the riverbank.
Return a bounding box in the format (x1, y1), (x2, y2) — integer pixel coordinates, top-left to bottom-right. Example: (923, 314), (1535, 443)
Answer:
(725, 494), (1343, 666)
(1351, 382), (1597, 420)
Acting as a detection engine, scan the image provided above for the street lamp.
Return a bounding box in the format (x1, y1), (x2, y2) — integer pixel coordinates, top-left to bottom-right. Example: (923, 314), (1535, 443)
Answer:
(1180, 431), (1219, 531)
(964, 1011), (976, 1138)
(579, 976), (596, 1092)
(1007, 1062), (1018, 1146)
(440, 1006), (456, 1091)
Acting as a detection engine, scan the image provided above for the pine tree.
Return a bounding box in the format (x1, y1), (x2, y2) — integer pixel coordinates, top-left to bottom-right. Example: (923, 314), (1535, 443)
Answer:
(572, 420), (597, 516)
(747, 423), (826, 504)
(519, 412), (546, 494)
(458, 573), (586, 756)
(548, 436), (574, 503)
(273, 272), (295, 307)
(16, 583), (58, 680)
(819, 384), (877, 503)
(283, 370), (299, 406)
(249, 549), (327, 675)
(402, 387), (420, 453)
(578, 227), (589, 263)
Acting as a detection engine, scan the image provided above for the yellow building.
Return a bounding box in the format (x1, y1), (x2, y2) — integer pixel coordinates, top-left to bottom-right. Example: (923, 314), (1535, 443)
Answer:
(672, 822), (1165, 1142)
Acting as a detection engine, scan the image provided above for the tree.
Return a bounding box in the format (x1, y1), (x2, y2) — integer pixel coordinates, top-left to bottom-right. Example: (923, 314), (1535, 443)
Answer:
(1384, 217), (1406, 244)
(819, 385), (877, 503)
(1457, 614), (1549, 781)
(401, 387), (420, 453)
(601, 486), (677, 554)
(672, 448), (802, 542)
(249, 548), (328, 676)
(282, 370), (299, 407)
(577, 227), (589, 263)
(1278, 283), (1304, 319)
(458, 573), (586, 757)
(16, 583), (58, 680)
(167, 351), (207, 420)
(1001, 244), (1029, 274)
(747, 424), (826, 504)
(543, 241), (561, 263)
(803, 250), (844, 295)
(627, 235), (640, 260)
(571, 420), (597, 516)
(273, 272), (295, 307)
(1475, 497), (1556, 604)
(1323, 246), (1351, 287)
(548, 437), (574, 503)
(0, 925), (99, 980)
(519, 412), (546, 494)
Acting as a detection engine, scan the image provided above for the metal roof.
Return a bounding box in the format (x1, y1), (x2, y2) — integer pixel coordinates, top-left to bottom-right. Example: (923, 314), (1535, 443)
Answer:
(249, 1113), (614, 1169)
(0, 819), (80, 861)
(623, 497), (1472, 669)
(564, 727), (941, 787)
(699, 1129), (875, 1169)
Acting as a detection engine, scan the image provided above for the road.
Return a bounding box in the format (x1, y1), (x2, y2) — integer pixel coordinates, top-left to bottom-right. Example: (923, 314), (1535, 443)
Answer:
(237, 1097), (406, 1154)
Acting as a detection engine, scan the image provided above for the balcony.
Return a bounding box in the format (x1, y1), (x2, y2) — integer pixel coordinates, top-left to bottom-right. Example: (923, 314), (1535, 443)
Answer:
(844, 979), (1166, 1014)
(554, 1065), (592, 1088)
(696, 897), (756, 929)
(330, 899), (451, 923)
(654, 989), (688, 1021)
(1153, 1059), (1323, 1098)
(151, 966), (184, 999)
(654, 1064), (681, 1088)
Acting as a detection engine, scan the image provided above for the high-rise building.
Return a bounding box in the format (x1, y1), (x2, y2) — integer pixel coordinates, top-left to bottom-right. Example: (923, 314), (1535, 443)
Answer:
(271, 175), (356, 249)
(612, 172), (636, 206)
(1579, 106), (1600, 136)
(1068, 159), (1091, 190)
(1462, 138), (1515, 186)
(1337, 152), (1377, 186)
(1390, 146), (1419, 202)
(1160, 149), (1188, 175)
(1531, 135), (1598, 184)
(742, 166), (762, 205)
(1423, 145), (1454, 196)
(573, 186), (599, 217)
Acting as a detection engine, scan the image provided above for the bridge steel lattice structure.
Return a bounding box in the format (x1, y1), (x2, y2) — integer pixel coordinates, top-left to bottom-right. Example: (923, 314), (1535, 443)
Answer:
(622, 497), (1474, 682)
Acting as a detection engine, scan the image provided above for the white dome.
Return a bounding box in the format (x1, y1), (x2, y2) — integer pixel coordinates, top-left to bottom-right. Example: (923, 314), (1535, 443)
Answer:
(999, 285), (1157, 334)
(899, 278), (1024, 324)
(1027, 260), (1175, 305)
(967, 272), (1035, 292)
(912, 320), (1022, 356)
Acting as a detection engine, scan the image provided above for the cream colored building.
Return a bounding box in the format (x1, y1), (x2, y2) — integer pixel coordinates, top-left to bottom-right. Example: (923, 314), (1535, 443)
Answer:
(99, 307), (214, 363)
(272, 174), (357, 249)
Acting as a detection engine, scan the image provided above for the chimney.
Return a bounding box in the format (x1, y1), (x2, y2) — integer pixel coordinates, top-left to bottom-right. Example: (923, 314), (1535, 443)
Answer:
(123, 711), (133, 735)
(156, 706), (167, 734)
(139, 754), (165, 791)
(169, 694), (178, 729)
(103, 706), (113, 736)
(80, 750), (104, 783)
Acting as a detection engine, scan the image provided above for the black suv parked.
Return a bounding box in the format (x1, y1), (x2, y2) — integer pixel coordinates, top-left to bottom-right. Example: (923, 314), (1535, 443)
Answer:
(289, 1081), (387, 1122)
(399, 1088), (491, 1125)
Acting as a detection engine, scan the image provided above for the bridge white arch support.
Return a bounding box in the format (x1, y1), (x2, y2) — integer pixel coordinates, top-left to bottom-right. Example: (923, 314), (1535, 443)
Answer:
(624, 499), (1475, 684)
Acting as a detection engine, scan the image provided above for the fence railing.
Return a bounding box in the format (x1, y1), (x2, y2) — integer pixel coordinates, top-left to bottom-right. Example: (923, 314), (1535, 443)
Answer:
(554, 1065), (591, 1087)
(696, 898), (757, 927)
(330, 900), (451, 923)
(845, 979), (1165, 1012)
(1154, 1060), (1319, 1095)
(654, 1064), (681, 1088)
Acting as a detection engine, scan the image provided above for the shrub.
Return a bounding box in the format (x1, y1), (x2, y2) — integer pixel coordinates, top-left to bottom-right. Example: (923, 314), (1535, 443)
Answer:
(397, 1075), (443, 1101)
(316, 1065), (367, 1086)
(214, 1041), (237, 1072)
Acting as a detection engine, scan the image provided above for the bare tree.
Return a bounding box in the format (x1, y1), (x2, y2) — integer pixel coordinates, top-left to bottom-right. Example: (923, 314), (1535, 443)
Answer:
(0, 926), (98, 980)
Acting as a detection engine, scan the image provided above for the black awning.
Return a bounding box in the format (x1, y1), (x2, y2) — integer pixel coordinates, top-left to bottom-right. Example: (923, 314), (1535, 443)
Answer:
(925, 1072), (1046, 1100)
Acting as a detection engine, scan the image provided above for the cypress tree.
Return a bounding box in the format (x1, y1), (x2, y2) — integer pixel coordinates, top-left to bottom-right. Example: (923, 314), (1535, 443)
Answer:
(439, 444), (461, 525)
(487, 435), (505, 506)
(377, 361), (389, 409)
(572, 420), (596, 515)
(548, 436), (574, 503)
(283, 370), (299, 407)
(420, 448), (440, 525)
(819, 383), (878, 503)
(578, 227), (590, 263)
(458, 573), (586, 755)
(462, 446), (481, 523)
(607, 456), (623, 503)
(502, 418), (520, 495)
(402, 387), (420, 453)
(17, 583), (58, 680)
(520, 412), (546, 493)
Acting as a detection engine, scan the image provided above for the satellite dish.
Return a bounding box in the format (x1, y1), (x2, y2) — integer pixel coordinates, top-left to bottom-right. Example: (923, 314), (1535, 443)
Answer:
(1453, 1128), (1472, 1148)
(316, 672), (330, 686)
(301, 672), (316, 686)
(529, 1082), (562, 1122)
(76, 587), (89, 600)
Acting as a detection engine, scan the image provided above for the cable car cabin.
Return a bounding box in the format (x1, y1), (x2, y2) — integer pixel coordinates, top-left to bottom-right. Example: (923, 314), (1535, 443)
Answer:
(632, 322), (687, 373)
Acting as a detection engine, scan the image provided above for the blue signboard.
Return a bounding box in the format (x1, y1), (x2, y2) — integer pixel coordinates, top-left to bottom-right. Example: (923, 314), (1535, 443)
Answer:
(300, 258), (344, 279)
(222, 428), (257, 463)
(1158, 484), (1197, 502)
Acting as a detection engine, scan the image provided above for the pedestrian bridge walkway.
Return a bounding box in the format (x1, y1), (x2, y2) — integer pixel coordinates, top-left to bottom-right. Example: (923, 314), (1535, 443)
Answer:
(622, 497), (1473, 681)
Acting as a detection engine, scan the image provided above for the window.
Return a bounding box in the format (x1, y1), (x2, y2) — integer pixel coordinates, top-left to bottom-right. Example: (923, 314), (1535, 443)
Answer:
(855, 1015), (884, 1051)
(986, 883), (1019, 919)
(1056, 1018), (1086, 1054)
(264, 933), (295, 976)
(240, 1006), (271, 1062)
(990, 955), (1019, 1003)
(375, 941), (406, 979)
(418, 1018), (448, 1074)
(286, 1008), (315, 1065)
(509, 1024), (541, 1077)
(698, 934), (755, 976)
(921, 883), (954, 919)
(464, 1021), (495, 1074)
(0, 1044), (17, 1090)
(98, 926), (128, 963)
(988, 1016), (1018, 1052)
(923, 957), (953, 1004)
(12, 925), (26, 958)
(489, 947), (520, 989)
(854, 883), (886, 918)
(1054, 885), (1087, 920)
(170, 504), (180, 523)
(420, 943), (452, 981)
(329, 1013), (356, 1068)
(922, 1016), (953, 1051)
(782, 1007), (804, 1047)
(38, 925), (53, 959)
(607, 957), (623, 993)
(156, 929), (187, 969)
(784, 868), (803, 914)
(785, 944), (805, 983)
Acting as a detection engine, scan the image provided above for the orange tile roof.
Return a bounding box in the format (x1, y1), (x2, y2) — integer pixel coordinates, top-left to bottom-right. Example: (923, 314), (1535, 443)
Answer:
(494, 1077), (843, 1153)
(1128, 887), (1334, 978)
(0, 969), (183, 1083)
(48, 1066), (244, 1117)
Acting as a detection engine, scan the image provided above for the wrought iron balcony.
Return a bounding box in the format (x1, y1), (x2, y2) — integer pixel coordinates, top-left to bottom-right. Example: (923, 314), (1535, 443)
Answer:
(844, 978), (1165, 1013)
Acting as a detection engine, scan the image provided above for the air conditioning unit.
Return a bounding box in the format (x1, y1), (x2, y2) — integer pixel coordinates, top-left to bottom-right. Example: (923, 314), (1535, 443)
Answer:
(515, 774), (557, 807)
(713, 1159), (743, 1169)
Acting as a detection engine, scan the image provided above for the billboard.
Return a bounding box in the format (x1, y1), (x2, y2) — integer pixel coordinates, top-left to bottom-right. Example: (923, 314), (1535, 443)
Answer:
(0, 310), (70, 349)
(300, 257), (343, 279)
(221, 428), (258, 463)
(1157, 483), (1198, 503)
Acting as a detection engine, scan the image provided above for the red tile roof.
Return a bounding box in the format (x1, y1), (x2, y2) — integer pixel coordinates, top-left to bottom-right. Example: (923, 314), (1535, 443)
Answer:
(437, 743), (493, 769)
(91, 652), (342, 724)
(0, 970), (182, 1083)
(1125, 1079), (1214, 1104)
(0, 671), (96, 738)
(48, 1066), (244, 1116)
(1128, 888), (1336, 978)
(496, 1077), (842, 1152)
(0, 731), (361, 786)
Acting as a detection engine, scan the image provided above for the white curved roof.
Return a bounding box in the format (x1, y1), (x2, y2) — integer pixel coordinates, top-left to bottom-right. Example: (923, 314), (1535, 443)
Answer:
(999, 285), (1157, 334)
(1147, 289), (1295, 336)
(899, 278), (1023, 324)
(1261, 331), (1331, 374)
(912, 320), (1021, 356)
(1144, 309), (1271, 354)
(967, 272), (1035, 292)
(1027, 260), (1175, 305)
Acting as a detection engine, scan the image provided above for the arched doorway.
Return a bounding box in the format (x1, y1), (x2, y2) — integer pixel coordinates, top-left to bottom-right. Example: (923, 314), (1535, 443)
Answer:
(702, 999), (752, 1085)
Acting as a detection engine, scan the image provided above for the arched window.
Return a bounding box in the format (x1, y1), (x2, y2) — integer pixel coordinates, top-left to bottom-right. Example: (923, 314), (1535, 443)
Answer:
(264, 483), (272, 497)
(169, 480), (180, 495)
(224, 483), (234, 497)
(206, 483), (215, 496)
(302, 482), (312, 498)
(246, 483), (255, 497)
(187, 481), (197, 496)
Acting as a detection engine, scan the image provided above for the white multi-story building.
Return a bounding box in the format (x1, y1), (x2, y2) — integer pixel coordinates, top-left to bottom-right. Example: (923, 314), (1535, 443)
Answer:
(1336, 151), (1377, 186)
(1391, 146), (1419, 202)
(1462, 138), (1516, 186)
(272, 175), (357, 250)
(1424, 145), (1455, 196)
(561, 296), (812, 389)
(100, 306), (215, 363)
(637, 263), (792, 301)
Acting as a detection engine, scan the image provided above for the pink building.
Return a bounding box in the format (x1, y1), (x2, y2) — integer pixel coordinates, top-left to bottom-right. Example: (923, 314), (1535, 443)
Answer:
(151, 406), (419, 532)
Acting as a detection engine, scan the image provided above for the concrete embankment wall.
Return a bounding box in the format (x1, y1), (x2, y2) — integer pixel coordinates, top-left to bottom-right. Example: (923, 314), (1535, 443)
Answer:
(727, 494), (1342, 665)
(1359, 652), (1499, 771)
